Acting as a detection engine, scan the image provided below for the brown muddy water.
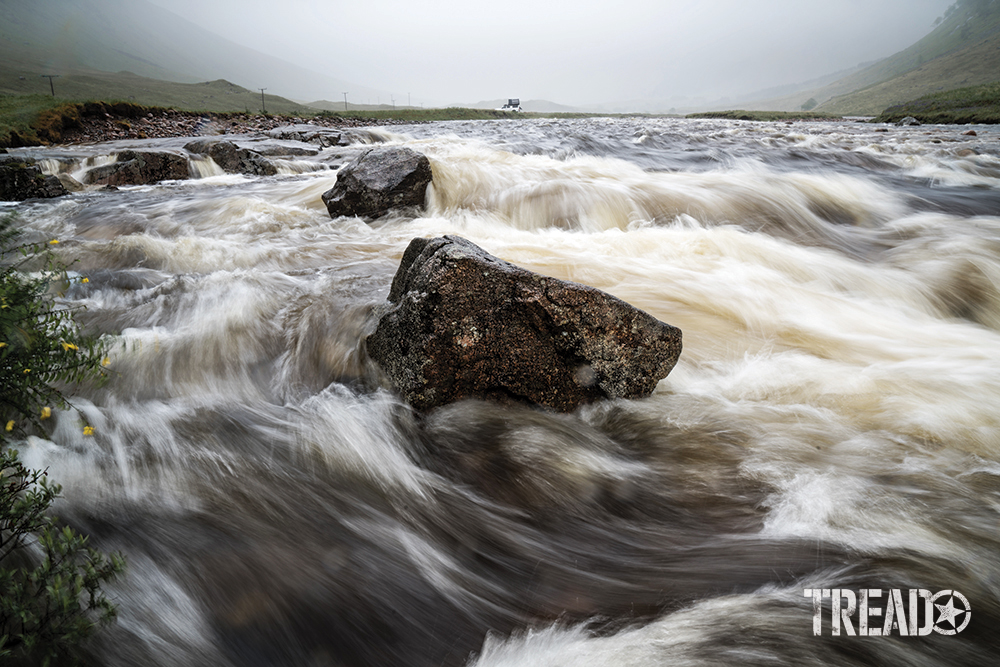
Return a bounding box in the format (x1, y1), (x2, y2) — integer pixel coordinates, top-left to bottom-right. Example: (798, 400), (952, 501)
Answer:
(4, 116), (1000, 666)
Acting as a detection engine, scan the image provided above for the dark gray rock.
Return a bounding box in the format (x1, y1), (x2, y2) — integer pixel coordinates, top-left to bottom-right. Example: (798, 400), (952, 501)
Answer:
(0, 158), (68, 201)
(321, 146), (432, 220)
(183, 140), (277, 176)
(84, 150), (189, 186)
(366, 236), (683, 412)
(267, 124), (342, 147)
(252, 144), (319, 157)
(182, 138), (217, 155)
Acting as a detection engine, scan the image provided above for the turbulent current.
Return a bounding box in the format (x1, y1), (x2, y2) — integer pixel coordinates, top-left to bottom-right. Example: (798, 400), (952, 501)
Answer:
(4, 116), (1000, 666)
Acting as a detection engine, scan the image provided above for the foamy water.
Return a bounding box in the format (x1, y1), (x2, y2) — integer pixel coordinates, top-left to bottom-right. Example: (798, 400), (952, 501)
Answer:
(5, 117), (1000, 666)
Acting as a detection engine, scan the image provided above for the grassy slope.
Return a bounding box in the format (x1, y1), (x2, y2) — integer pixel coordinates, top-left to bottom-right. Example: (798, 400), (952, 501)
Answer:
(0, 0), (384, 105)
(817, 0), (1000, 115)
(0, 0), (319, 118)
(0, 95), (67, 146)
(0, 99), (170, 147)
(746, 0), (1000, 115)
(874, 81), (1000, 123)
(822, 37), (1000, 116)
(0, 72), (310, 116)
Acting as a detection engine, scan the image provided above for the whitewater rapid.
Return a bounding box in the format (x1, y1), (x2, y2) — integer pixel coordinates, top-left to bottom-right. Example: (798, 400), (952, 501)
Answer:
(4, 116), (1000, 666)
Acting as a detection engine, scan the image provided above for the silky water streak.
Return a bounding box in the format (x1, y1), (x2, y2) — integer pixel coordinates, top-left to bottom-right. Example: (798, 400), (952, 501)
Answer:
(5, 117), (1000, 667)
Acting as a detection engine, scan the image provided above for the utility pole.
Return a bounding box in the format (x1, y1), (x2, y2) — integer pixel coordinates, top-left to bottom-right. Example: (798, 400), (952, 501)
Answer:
(391, 96), (395, 110)
(342, 92), (349, 111)
(41, 74), (59, 96)
(259, 88), (267, 113)
(408, 92), (410, 107)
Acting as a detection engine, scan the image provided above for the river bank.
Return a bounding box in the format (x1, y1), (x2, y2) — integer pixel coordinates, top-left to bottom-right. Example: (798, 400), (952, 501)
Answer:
(57, 108), (414, 144)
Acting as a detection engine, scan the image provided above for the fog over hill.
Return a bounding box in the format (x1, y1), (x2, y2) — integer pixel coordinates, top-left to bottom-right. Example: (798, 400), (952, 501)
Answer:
(144, 0), (950, 110)
(0, 0), (389, 104)
(1, 0), (963, 112)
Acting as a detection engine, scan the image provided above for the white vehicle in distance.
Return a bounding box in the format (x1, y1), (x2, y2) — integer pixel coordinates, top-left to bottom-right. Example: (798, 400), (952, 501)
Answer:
(496, 98), (522, 112)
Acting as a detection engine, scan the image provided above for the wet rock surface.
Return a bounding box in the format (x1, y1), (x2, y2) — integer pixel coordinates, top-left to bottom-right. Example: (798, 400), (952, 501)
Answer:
(366, 235), (683, 412)
(83, 149), (190, 186)
(322, 146), (432, 220)
(184, 139), (277, 175)
(267, 124), (344, 147)
(0, 155), (68, 200)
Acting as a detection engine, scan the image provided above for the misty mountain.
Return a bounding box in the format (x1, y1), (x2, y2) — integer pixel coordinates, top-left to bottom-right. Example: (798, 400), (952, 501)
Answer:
(0, 0), (387, 104)
(816, 0), (1000, 114)
(749, 0), (1000, 115)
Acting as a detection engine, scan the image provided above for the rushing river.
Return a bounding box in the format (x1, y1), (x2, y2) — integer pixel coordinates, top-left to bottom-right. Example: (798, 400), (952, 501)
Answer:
(5, 116), (1000, 666)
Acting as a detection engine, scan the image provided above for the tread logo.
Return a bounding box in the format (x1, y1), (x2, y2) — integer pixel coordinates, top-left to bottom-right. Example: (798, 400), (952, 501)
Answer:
(804, 589), (971, 636)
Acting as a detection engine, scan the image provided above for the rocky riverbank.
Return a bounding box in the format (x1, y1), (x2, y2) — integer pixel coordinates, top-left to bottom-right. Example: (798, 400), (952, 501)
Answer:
(58, 109), (415, 144)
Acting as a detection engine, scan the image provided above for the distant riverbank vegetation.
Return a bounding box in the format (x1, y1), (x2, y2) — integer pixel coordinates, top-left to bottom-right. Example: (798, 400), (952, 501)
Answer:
(684, 110), (846, 122)
(0, 93), (621, 148)
(875, 81), (1000, 124)
(5, 82), (999, 149)
(0, 97), (153, 147)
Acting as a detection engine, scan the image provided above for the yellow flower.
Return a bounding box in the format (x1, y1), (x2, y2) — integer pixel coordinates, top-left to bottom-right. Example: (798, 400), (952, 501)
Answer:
(83, 426), (95, 436)
(41, 407), (51, 419)
(48, 239), (59, 245)
(101, 357), (111, 367)
(81, 277), (89, 283)
(5, 420), (13, 432)
(23, 368), (29, 374)
(61, 341), (79, 352)
(0, 342), (6, 348)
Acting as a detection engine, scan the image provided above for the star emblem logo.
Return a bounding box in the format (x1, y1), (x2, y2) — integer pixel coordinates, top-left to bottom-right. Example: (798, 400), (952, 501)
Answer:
(932, 590), (972, 635)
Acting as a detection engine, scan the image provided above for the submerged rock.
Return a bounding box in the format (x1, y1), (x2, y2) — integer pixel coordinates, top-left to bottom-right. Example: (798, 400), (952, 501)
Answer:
(321, 146), (432, 220)
(0, 156), (68, 200)
(84, 150), (189, 186)
(366, 236), (682, 412)
(184, 139), (278, 175)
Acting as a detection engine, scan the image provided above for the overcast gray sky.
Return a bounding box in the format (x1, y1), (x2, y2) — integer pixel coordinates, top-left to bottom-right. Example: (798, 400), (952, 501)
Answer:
(147, 0), (953, 107)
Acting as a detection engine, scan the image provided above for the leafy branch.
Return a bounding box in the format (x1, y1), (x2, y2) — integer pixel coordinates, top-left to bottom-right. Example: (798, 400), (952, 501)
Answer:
(1, 213), (124, 664)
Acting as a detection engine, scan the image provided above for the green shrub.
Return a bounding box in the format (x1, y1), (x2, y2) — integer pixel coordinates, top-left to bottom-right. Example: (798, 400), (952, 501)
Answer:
(1, 214), (124, 665)
(0, 448), (125, 665)
(0, 224), (107, 429)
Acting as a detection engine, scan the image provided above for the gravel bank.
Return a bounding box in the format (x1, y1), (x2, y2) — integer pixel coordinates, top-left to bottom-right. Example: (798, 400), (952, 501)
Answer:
(59, 109), (414, 144)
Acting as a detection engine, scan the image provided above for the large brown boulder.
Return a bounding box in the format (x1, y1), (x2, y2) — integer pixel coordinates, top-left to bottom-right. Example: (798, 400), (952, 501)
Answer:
(0, 156), (68, 200)
(84, 150), (189, 186)
(366, 236), (682, 412)
(321, 146), (432, 220)
(184, 139), (278, 175)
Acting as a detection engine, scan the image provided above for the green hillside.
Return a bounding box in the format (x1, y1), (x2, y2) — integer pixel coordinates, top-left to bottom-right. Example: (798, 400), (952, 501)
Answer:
(0, 0), (384, 105)
(745, 0), (1000, 115)
(874, 81), (1000, 123)
(0, 0), (337, 116)
(817, 0), (1000, 115)
(0, 70), (308, 115)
